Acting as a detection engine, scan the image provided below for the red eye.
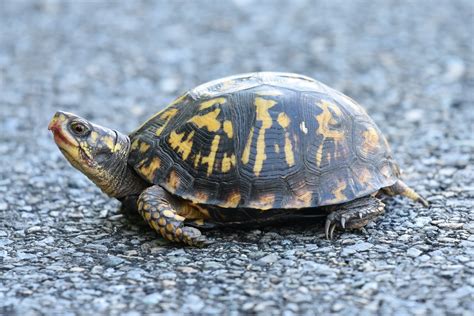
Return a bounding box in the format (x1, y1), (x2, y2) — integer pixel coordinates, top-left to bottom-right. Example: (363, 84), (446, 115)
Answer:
(70, 122), (88, 135)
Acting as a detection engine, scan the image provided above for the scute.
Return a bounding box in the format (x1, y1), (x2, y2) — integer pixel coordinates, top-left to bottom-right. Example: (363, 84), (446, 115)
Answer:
(128, 72), (400, 210)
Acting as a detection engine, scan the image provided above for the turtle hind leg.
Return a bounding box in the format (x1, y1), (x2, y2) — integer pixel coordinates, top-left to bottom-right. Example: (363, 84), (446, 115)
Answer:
(137, 185), (212, 247)
(325, 196), (385, 239)
(383, 180), (429, 207)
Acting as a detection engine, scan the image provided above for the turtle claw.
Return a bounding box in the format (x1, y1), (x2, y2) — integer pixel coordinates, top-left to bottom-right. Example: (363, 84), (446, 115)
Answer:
(325, 218), (332, 239)
(329, 223), (336, 240)
(192, 236), (214, 248)
(324, 196), (386, 240)
(325, 215), (338, 240)
(182, 227), (213, 247)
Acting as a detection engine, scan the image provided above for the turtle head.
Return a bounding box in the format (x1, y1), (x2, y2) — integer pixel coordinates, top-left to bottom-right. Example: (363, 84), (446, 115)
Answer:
(48, 111), (147, 198)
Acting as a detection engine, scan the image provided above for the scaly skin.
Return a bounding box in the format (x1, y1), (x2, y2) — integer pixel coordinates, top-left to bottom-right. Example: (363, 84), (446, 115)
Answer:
(138, 185), (212, 247)
(324, 195), (385, 239)
(383, 180), (429, 207)
(48, 111), (148, 198)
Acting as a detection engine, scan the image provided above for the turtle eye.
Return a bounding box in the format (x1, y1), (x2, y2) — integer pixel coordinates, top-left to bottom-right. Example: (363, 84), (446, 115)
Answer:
(70, 121), (89, 136)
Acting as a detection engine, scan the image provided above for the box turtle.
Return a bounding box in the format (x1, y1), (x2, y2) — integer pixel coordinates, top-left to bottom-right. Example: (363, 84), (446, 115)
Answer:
(48, 72), (428, 246)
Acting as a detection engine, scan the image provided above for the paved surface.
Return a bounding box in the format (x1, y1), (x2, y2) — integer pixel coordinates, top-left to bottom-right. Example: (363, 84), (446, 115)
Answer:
(1, 0), (473, 315)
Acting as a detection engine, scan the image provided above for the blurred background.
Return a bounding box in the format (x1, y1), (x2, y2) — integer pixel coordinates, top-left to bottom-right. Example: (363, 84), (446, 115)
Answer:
(0, 0), (472, 315)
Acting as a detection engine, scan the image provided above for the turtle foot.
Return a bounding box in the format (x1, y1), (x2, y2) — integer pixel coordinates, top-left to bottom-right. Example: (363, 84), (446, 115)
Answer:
(325, 196), (385, 239)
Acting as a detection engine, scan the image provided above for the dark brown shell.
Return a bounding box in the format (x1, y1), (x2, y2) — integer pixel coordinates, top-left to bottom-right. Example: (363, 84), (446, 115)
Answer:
(128, 72), (400, 210)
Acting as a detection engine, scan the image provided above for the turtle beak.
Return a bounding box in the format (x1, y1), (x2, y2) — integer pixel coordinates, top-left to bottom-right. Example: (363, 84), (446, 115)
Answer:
(48, 111), (69, 132)
(48, 113), (61, 132)
(48, 111), (79, 147)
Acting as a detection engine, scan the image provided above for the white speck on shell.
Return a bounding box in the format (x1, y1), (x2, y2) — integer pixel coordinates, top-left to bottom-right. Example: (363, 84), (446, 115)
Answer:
(300, 121), (308, 134)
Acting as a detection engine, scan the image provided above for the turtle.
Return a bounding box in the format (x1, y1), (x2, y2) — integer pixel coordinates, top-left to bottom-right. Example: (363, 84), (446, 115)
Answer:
(48, 72), (428, 246)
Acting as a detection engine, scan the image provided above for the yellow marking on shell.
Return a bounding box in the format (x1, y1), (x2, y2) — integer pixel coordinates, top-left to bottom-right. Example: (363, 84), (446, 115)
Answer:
(274, 143), (280, 153)
(277, 112), (295, 167)
(241, 127), (254, 164)
(221, 153), (236, 172)
(258, 194), (275, 210)
(298, 191), (313, 207)
(158, 218), (166, 226)
(254, 97), (277, 176)
(138, 157), (161, 182)
(316, 143), (324, 167)
(327, 180), (347, 204)
(358, 168), (372, 185)
(131, 138), (140, 150)
(162, 210), (175, 218)
(221, 192), (241, 208)
(167, 170), (180, 192)
(188, 108), (221, 132)
(130, 95), (185, 136)
(284, 135), (295, 167)
(315, 100), (345, 166)
(201, 135), (220, 176)
(277, 112), (290, 128)
(256, 90), (284, 96)
(315, 100), (344, 140)
(156, 108), (179, 136)
(194, 151), (201, 168)
(223, 120), (233, 138)
(252, 194), (275, 210)
(199, 97), (226, 110)
(362, 127), (380, 153)
(286, 191), (313, 208)
(139, 142), (150, 153)
(168, 130), (195, 160)
(144, 212), (152, 220)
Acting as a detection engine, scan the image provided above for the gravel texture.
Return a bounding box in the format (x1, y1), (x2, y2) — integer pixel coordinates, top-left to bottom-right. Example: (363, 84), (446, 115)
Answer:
(1, 0), (473, 315)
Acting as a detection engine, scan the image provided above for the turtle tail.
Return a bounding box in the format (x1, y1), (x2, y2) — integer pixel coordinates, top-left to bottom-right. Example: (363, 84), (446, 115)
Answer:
(383, 180), (429, 207)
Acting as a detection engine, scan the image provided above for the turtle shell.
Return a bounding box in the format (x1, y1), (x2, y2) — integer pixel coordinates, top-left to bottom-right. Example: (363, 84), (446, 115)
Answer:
(128, 72), (400, 210)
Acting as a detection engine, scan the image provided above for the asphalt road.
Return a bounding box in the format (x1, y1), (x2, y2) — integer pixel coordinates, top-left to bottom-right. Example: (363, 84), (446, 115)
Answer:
(0, 0), (473, 315)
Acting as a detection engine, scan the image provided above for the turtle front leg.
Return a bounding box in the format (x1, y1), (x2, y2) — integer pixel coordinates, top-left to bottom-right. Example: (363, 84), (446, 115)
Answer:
(325, 196), (385, 239)
(137, 185), (212, 247)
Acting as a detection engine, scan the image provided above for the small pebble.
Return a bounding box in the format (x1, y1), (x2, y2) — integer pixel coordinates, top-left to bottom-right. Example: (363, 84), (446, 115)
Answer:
(25, 226), (42, 234)
(407, 248), (423, 258)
